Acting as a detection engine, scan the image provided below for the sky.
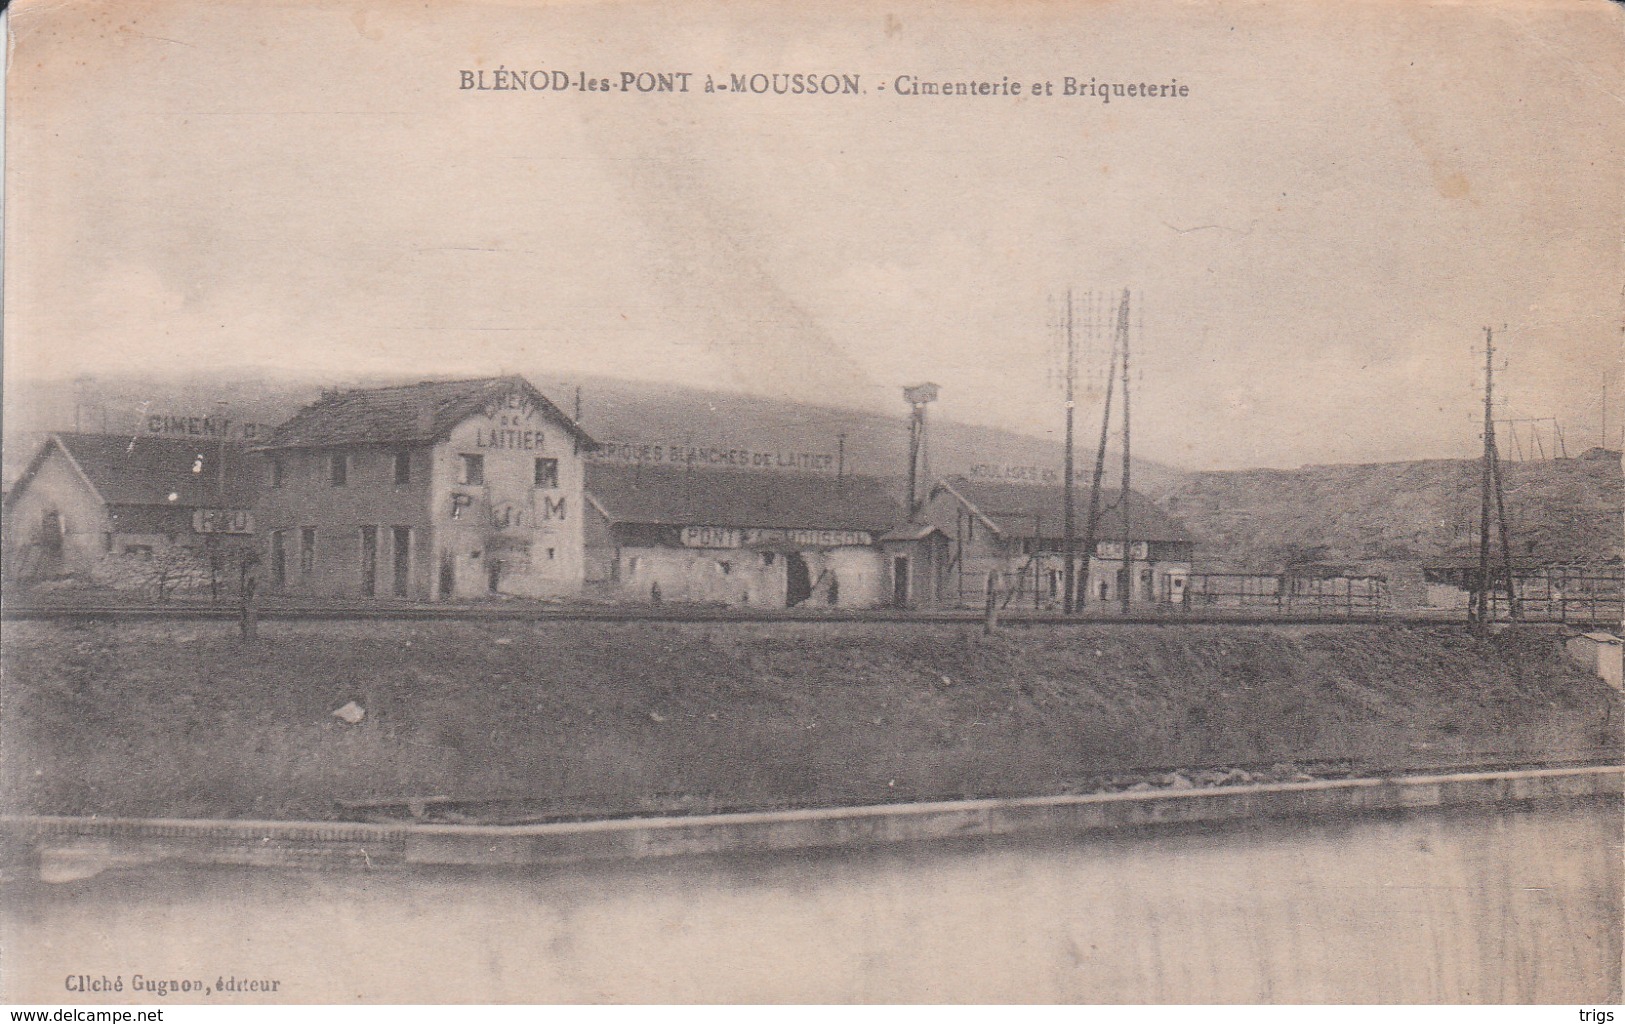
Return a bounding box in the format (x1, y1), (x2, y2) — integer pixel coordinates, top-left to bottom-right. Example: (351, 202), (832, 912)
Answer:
(4, 0), (1622, 470)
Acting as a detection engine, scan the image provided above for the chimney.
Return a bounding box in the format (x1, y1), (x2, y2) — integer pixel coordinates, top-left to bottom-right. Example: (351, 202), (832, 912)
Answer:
(902, 383), (940, 518)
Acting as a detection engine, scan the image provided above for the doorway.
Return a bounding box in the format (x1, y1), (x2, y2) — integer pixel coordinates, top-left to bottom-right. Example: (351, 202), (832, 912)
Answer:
(785, 552), (812, 607)
(438, 552), (455, 601)
(392, 527), (411, 597)
(40, 510), (63, 554)
(892, 555), (910, 607)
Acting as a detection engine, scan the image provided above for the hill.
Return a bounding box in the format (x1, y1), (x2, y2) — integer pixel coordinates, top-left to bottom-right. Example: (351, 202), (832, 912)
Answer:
(1153, 455), (1623, 571)
(2, 370), (1184, 491)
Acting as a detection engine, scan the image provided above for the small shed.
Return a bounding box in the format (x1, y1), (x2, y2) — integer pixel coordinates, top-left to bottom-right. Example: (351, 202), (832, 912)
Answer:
(1565, 631), (1623, 691)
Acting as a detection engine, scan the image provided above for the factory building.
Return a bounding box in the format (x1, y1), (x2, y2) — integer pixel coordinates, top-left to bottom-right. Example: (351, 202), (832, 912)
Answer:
(1, 432), (259, 584)
(253, 376), (596, 601)
(924, 476), (1194, 608)
(584, 463), (948, 608)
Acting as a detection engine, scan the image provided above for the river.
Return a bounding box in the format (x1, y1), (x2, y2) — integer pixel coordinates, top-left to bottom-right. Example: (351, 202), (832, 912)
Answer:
(3, 800), (1619, 1002)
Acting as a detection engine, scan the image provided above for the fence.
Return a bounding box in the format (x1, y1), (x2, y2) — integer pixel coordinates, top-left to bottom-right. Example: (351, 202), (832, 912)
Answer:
(1480, 569), (1624, 624)
(1183, 574), (1388, 616)
(962, 567), (1389, 618)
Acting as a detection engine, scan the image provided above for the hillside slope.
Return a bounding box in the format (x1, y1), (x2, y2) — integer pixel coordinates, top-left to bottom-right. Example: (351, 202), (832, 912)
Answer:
(1154, 455), (1622, 570)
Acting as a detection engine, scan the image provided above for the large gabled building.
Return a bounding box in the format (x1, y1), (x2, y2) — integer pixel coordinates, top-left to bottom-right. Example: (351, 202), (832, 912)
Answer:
(253, 375), (596, 601)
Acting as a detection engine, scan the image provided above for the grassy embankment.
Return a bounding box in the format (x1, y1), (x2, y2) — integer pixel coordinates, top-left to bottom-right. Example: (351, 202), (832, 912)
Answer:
(2, 620), (1618, 821)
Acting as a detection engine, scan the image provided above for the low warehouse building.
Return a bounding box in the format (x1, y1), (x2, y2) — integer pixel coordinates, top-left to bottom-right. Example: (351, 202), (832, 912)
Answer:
(1, 432), (258, 589)
(585, 464), (938, 608)
(924, 476), (1194, 608)
(253, 376), (596, 601)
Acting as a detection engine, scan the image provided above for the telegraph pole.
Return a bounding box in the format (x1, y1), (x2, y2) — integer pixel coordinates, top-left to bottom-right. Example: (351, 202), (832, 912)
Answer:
(1062, 290), (1078, 614)
(1476, 327), (1495, 628)
(1119, 290), (1134, 615)
(1082, 291), (1126, 612)
(1491, 441), (1521, 622)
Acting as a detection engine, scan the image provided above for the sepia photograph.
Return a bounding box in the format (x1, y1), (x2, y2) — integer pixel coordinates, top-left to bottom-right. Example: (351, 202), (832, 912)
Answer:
(0, 0), (1621, 1006)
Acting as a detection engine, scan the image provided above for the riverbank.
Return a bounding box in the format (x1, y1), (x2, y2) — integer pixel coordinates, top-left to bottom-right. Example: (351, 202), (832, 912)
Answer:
(2, 620), (1618, 820)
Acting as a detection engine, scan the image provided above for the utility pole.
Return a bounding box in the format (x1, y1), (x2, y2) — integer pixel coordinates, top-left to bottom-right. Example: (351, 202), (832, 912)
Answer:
(1082, 291), (1126, 613)
(1476, 327), (1496, 629)
(216, 400), (229, 501)
(1491, 441), (1521, 622)
(1062, 289), (1077, 614)
(837, 431), (847, 488)
(1119, 291), (1134, 614)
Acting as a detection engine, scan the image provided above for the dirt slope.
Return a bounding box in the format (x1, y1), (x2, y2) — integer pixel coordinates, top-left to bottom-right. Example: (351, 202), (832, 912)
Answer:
(3, 621), (1617, 820)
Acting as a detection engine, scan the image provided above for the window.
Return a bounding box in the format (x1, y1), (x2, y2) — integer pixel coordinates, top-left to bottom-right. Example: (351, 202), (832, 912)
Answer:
(763, 552), (775, 566)
(459, 454), (484, 486)
(394, 451), (412, 485)
(300, 527), (317, 574)
(270, 457), (285, 488)
(534, 457), (559, 488)
(329, 453), (348, 486)
(360, 526), (378, 597)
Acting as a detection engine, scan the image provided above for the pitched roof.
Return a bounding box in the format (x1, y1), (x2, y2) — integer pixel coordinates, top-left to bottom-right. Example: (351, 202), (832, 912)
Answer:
(932, 476), (1192, 543)
(8, 433), (262, 509)
(587, 463), (905, 533)
(257, 375), (595, 450)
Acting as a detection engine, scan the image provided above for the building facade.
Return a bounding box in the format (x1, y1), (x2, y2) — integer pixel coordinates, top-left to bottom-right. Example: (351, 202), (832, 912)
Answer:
(584, 464), (936, 608)
(1, 433), (258, 588)
(253, 376), (595, 601)
(924, 477), (1194, 609)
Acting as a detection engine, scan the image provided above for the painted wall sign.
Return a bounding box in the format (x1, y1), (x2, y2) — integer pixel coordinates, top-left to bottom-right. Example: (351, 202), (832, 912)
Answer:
(474, 428), (544, 450)
(482, 392), (538, 421)
(968, 463), (1095, 485)
(146, 415), (275, 441)
(1096, 540), (1151, 560)
(680, 526), (872, 548)
(591, 441), (835, 472)
(192, 509), (255, 534)
(681, 526), (743, 548)
(749, 528), (872, 548)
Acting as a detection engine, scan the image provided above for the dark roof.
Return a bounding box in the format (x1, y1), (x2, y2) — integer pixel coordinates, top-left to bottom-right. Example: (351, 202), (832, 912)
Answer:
(587, 463), (905, 533)
(9, 433), (261, 509)
(257, 376), (595, 450)
(933, 476), (1192, 543)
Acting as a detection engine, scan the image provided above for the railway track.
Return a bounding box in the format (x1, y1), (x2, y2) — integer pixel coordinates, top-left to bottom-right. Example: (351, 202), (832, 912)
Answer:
(4, 602), (1615, 628)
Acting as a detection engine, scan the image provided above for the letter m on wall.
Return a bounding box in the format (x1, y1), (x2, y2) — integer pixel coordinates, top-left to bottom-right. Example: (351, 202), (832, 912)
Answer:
(543, 496), (567, 521)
